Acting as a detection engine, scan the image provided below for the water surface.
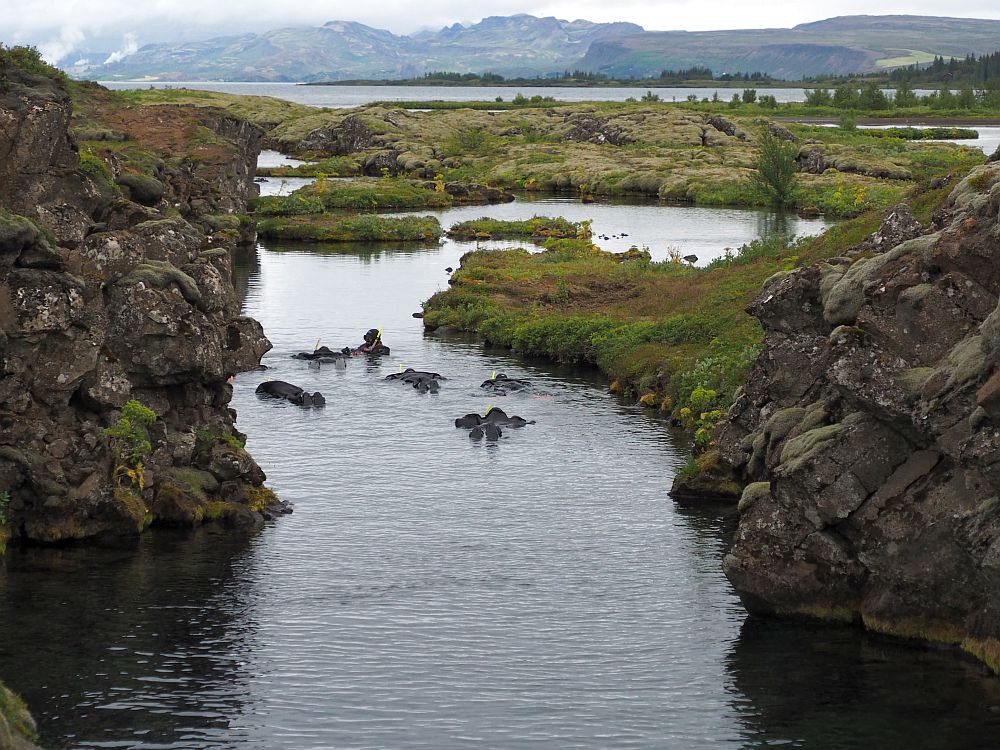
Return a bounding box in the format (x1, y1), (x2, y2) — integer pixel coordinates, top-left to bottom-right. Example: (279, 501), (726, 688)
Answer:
(1, 217), (999, 749)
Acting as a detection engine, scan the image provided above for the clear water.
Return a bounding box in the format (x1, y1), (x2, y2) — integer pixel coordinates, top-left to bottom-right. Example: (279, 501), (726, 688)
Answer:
(1, 220), (999, 749)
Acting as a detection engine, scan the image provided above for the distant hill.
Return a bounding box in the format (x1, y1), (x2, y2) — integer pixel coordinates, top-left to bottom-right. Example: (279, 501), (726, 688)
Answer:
(84, 15), (644, 82)
(80, 14), (1000, 83)
(578, 15), (1000, 80)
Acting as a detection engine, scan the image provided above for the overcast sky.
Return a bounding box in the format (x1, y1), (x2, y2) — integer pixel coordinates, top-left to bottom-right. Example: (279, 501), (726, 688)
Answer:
(5, 0), (1000, 63)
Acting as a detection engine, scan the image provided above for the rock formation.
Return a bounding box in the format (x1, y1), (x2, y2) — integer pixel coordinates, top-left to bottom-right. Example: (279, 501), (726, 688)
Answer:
(719, 172), (1000, 672)
(1, 59), (281, 545)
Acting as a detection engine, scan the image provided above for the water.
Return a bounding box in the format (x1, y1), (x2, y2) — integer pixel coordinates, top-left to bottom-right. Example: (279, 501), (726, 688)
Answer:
(859, 124), (1000, 155)
(388, 195), (834, 265)
(250, 169), (836, 265)
(98, 81), (818, 107)
(2, 219), (1000, 748)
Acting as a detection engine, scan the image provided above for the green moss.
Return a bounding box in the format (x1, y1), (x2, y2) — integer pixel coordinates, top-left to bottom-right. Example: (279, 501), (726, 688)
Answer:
(0, 210), (45, 254)
(246, 485), (278, 512)
(202, 214), (242, 231)
(943, 335), (987, 386)
(738, 481), (772, 513)
(116, 172), (165, 206)
(162, 467), (220, 503)
(777, 421), (847, 473)
(120, 260), (203, 306)
(822, 234), (939, 324)
(898, 367), (936, 396)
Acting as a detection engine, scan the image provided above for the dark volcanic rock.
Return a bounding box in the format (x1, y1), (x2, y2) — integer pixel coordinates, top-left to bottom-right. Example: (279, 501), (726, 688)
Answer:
(717, 170), (1000, 673)
(0, 68), (277, 544)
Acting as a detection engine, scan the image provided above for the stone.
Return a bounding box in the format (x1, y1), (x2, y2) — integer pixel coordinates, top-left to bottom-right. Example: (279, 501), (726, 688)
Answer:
(718, 162), (1000, 673)
(0, 65), (275, 545)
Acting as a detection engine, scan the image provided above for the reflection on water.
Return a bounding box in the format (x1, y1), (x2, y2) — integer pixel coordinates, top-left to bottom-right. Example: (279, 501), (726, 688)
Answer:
(0, 529), (260, 748)
(728, 619), (1000, 749)
(1, 222), (998, 749)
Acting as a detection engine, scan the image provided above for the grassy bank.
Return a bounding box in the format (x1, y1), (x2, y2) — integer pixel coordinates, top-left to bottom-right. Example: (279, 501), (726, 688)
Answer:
(422, 178), (956, 449)
(447, 216), (591, 240)
(257, 214), (441, 242)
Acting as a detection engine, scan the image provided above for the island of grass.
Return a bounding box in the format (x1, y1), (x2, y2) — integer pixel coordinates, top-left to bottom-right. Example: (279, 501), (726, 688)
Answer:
(252, 178), (513, 215)
(447, 216), (592, 241)
(256, 214), (441, 242)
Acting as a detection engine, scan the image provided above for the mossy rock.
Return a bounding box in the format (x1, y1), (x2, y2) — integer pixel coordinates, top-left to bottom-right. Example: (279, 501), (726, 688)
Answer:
(115, 172), (165, 207)
(776, 420), (849, 475)
(738, 481), (772, 513)
(202, 214), (242, 232)
(898, 367), (936, 396)
(822, 234), (939, 325)
(119, 260), (203, 307)
(162, 467), (220, 502)
(0, 213), (44, 255)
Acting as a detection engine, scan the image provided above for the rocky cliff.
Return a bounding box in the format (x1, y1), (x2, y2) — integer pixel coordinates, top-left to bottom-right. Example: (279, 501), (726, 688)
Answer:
(0, 60), (280, 546)
(719, 170), (1000, 673)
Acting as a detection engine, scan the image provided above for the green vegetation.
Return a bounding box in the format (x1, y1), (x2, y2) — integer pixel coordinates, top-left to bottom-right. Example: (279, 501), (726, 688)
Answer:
(0, 43), (68, 85)
(423, 176), (957, 444)
(256, 156), (362, 178)
(257, 214), (441, 242)
(751, 129), (799, 207)
(447, 216), (591, 240)
(252, 178), (452, 214)
(0, 682), (39, 743)
(102, 399), (157, 491)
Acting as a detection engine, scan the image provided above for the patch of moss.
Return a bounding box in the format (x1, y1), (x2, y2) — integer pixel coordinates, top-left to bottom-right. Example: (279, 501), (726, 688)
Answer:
(120, 260), (203, 307)
(162, 466), (220, 503)
(115, 172), (165, 206)
(777, 421), (847, 474)
(898, 367), (936, 396)
(245, 484), (278, 513)
(113, 486), (148, 531)
(738, 481), (772, 513)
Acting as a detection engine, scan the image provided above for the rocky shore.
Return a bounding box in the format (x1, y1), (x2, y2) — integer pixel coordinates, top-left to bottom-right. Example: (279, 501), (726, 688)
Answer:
(1, 56), (281, 546)
(716, 165), (1000, 673)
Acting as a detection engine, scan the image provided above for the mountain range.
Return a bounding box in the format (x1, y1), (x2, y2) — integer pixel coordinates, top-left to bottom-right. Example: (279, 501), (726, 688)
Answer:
(77, 14), (1000, 83)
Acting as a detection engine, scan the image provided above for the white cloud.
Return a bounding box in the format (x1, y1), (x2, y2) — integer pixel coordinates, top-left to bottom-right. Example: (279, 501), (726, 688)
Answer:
(4, 0), (1000, 54)
(104, 33), (139, 64)
(37, 25), (85, 63)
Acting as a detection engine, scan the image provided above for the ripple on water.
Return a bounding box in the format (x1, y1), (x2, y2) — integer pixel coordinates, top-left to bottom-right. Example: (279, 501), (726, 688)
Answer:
(1, 223), (999, 749)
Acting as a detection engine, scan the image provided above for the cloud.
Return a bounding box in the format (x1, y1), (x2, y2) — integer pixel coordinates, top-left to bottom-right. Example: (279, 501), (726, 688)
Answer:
(5, 0), (1000, 55)
(37, 25), (85, 63)
(104, 33), (139, 64)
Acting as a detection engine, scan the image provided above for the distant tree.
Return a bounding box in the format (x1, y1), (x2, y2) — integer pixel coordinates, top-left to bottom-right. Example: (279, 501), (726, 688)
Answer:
(804, 88), (832, 106)
(893, 79), (919, 108)
(758, 94), (778, 108)
(832, 84), (859, 109)
(751, 128), (799, 207)
(858, 83), (889, 110)
(741, 88), (757, 104)
(957, 84), (977, 109)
